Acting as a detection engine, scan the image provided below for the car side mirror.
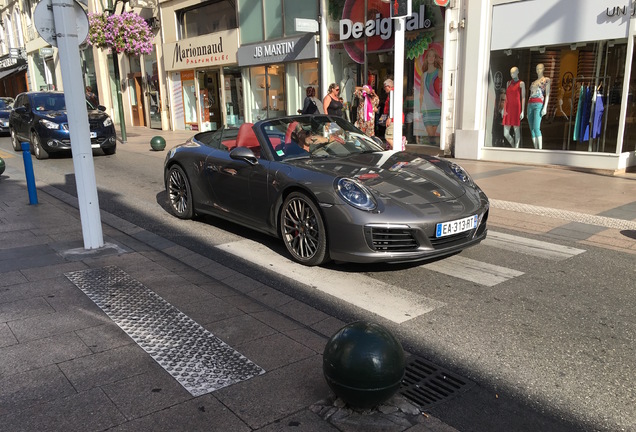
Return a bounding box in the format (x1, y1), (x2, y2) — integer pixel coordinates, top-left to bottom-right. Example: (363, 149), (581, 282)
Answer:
(230, 146), (259, 165)
(97, 105), (107, 112)
(14, 106), (27, 114)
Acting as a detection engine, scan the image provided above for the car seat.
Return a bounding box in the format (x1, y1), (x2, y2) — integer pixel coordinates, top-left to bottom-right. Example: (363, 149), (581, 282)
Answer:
(234, 123), (260, 158)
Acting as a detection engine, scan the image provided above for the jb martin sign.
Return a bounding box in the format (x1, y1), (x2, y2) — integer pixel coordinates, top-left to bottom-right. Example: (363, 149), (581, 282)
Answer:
(163, 29), (239, 71)
(237, 34), (318, 67)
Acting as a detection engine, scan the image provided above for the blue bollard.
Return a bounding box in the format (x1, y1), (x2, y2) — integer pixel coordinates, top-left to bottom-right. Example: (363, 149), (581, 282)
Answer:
(20, 142), (38, 205)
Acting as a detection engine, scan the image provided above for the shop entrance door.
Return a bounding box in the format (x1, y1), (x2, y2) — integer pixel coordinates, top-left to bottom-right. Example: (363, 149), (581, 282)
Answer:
(130, 73), (146, 127)
(197, 70), (222, 131)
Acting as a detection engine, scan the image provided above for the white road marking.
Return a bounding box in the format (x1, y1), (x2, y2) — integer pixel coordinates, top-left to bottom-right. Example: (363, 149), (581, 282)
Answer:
(217, 239), (445, 324)
(484, 231), (586, 260)
(421, 256), (524, 287)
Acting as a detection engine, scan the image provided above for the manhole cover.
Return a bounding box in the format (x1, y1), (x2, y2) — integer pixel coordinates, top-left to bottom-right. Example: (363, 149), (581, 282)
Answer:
(400, 356), (474, 409)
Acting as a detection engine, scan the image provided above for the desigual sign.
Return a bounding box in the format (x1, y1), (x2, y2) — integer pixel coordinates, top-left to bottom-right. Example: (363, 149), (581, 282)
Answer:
(339, 4), (431, 41)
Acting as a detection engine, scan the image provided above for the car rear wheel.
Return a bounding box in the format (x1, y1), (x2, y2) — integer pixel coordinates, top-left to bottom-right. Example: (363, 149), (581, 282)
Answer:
(32, 132), (49, 160)
(166, 165), (194, 219)
(280, 192), (329, 266)
(10, 128), (21, 152)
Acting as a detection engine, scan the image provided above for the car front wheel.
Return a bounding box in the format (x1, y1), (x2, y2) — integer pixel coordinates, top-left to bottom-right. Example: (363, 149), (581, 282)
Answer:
(10, 128), (21, 152)
(32, 132), (49, 160)
(280, 192), (329, 266)
(166, 165), (194, 219)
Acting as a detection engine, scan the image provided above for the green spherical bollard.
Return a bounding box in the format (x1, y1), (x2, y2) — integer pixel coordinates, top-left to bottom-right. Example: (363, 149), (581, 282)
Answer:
(150, 136), (166, 151)
(0, 156), (5, 176)
(323, 321), (405, 409)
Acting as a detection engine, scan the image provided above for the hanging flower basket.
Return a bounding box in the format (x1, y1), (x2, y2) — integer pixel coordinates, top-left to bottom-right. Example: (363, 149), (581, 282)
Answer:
(88, 12), (153, 56)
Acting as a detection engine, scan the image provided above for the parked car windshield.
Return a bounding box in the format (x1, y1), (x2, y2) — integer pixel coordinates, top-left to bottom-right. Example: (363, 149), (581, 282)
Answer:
(258, 115), (385, 162)
(32, 94), (66, 112)
(0, 98), (13, 110)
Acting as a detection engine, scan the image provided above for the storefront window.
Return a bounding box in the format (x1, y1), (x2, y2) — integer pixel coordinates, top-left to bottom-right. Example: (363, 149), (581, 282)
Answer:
(223, 67), (245, 127)
(324, 0), (442, 143)
(249, 64), (286, 120)
(284, 2), (318, 37)
(623, 39), (636, 153)
(178, 0), (237, 39)
(487, 40), (628, 153)
(144, 47), (162, 129)
(263, 0), (282, 40)
(238, 0), (264, 44)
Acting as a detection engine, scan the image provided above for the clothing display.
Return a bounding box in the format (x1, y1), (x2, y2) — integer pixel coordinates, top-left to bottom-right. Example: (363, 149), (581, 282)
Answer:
(527, 102), (543, 138)
(592, 94), (604, 139)
(354, 87), (379, 137)
(503, 79), (522, 126)
(421, 69), (442, 127)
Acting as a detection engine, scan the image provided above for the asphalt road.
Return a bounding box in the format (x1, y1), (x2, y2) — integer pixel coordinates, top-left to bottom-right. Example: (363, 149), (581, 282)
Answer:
(1, 137), (633, 432)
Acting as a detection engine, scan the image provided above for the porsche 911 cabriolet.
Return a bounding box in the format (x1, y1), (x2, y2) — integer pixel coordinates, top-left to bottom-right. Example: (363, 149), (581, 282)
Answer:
(164, 115), (489, 266)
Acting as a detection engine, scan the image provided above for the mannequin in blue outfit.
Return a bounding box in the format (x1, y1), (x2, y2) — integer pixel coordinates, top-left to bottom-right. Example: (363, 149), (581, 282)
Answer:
(527, 63), (551, 149)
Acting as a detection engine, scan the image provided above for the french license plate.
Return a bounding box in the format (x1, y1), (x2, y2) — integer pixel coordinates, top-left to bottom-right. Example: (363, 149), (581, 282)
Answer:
(436, 215), (478, 238)
(90, 132), (97, 138)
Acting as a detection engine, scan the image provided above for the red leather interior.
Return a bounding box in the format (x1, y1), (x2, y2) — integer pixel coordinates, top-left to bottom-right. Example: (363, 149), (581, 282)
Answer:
(235, 123), (260, 157)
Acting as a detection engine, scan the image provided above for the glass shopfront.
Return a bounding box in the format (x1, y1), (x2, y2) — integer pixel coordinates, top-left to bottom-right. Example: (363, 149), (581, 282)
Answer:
(324, 0), (444, 144)
(237, 36), (319, 122)
(487, 40), (634, 153)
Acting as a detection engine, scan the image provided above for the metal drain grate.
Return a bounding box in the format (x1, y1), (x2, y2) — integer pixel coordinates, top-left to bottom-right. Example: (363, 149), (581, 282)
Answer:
(65, 266), (265, 397)
(400, 356), (474, 409)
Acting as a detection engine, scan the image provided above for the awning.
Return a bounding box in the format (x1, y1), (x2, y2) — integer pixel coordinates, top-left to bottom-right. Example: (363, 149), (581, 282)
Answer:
(0, 64), (27, 81)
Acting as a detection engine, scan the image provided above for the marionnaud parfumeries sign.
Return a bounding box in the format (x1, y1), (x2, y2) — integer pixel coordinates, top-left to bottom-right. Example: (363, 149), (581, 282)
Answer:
(237, 34), (318, 67)
(164, 29), (239, 71)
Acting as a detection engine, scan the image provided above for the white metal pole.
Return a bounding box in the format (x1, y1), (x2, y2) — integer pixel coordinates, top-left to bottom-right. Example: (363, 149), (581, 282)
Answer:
(319, 0), (329, 99)
(440, 6), (452, 152)
(52, 0), (104, 249)
(392, 16), (405, 151)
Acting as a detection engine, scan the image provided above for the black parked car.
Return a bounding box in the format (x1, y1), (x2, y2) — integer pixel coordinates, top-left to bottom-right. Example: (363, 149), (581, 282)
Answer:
(9, 91), (116, 159)
(0, 97), (14, 135)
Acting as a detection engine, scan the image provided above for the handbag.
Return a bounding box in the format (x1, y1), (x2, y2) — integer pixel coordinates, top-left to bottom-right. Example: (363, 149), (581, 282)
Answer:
(378, 114), (388, 127)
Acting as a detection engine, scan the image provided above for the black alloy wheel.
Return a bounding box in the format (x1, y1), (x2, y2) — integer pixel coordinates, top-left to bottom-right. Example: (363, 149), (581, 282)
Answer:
(166, 165), (194, 219)
(10, 128), (21, 152)
(280, 192), (329, 266)
(32, 131), (49, 160)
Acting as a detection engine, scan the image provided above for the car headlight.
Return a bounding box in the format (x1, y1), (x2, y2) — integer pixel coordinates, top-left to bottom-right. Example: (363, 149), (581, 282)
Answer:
(336, 178), (377, 211)
(39, 119), (60, 129)
(103, 117), (113, 127)
(449, 162), (475, 186)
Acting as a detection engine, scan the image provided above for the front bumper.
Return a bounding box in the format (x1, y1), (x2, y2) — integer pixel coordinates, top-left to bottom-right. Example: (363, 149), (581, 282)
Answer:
(322, 195), (489, 264)
(39, 127), (116, 152)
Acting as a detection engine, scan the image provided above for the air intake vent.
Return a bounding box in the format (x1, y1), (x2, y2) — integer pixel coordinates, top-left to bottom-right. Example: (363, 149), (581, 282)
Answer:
(370, 227), (418, 251)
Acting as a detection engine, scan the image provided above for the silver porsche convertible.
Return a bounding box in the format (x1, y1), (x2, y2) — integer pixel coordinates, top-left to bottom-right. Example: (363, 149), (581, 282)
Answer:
(164, 115), (489, 266)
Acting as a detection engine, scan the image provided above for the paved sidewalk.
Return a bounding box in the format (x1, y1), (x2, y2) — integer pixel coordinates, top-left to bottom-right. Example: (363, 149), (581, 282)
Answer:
(0, 131), (458, 431)
(1, 126), (635, 431)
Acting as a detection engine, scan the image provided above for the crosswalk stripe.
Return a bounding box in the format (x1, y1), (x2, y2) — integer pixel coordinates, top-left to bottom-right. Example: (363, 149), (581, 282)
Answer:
(484, 231), (586, 260)
(217, 239), (445, 324)
(421, 255), (524, 287)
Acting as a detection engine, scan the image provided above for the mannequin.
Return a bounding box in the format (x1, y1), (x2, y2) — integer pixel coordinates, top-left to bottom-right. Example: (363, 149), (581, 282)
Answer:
(527, 63), (551, 149)
(502, 67), (525, 148)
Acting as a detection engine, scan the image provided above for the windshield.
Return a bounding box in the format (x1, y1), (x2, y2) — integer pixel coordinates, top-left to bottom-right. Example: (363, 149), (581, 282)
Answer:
(258, 115), (385, 162)
(0, 98), (13, 109)
(32, 94), (66, 111)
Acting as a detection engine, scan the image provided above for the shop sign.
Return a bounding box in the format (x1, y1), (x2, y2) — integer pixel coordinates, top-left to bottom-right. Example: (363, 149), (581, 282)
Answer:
(163, 29), (239, 71)
(604, 2), (636, 18)
(339, 4), (430, 41)
(0, 57), (18, 69)
(237, 34), (318, 67)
